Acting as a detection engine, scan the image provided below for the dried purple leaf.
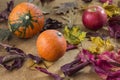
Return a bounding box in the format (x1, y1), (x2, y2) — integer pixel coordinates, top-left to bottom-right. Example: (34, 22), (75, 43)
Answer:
(108, 15), (120, 38)
(106, 70), (120, 80)
(2, 58), (25, 71)
(61, 49), (92, 76)
(27, 54), (43, 64)
(61, 59), (90, 76)
(5, 47), (26, 57)
(2, 54), (23, 64)
(86, 32), (108, 40)
(66, 44), (78, 51)
(0, 0), (14, 22)
(36, 67), (63, 80)
(61, 49), (120, 79)
(0, 43), (42, 71)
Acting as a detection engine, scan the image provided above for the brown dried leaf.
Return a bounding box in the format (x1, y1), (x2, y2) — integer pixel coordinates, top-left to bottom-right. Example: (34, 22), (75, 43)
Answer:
(54, 1), (78, 14)
(39, 0), (54, 6)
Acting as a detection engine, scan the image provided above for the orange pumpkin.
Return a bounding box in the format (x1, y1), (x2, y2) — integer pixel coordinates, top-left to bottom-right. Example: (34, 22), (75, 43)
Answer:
(8, 2), (44, 38)
(36, 30), (67, 61)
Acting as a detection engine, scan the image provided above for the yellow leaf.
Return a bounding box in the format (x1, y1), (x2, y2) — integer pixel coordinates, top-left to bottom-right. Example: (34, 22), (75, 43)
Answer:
(103, 2), (120, 17)
(88, 37), (114, 54)
(64, 26), (86, 44)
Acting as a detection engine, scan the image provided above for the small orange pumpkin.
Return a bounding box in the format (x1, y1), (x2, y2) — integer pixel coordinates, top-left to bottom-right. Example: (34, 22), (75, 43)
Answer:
(8, 2), (44, 38)
(36, 30), (67, 61)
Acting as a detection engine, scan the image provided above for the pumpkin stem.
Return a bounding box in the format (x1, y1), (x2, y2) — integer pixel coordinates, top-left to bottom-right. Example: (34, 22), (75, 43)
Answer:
(25, 15), (30, 20)
(57, 32), (62, 37)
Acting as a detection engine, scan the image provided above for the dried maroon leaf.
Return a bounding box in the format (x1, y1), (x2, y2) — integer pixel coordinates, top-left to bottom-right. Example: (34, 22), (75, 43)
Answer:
(61, 49), (120, 79)
(27, 54), (43, 64)
(61, 59), (89, 76)
(86, 32), (108, 40)
(0, 43), (43, 71)
(2, 58), (25, 71)
(61, 49), (92, 76)
(108, 15), (120, 38)
(106, 70), (120, 80)
(0, 0), (14, 22)
(2, 54), (23, 64)
(66, 44), (78, 51)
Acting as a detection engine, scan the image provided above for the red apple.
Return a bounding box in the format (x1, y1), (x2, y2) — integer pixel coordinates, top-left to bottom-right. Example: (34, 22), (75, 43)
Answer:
(82, 6), (107, 30)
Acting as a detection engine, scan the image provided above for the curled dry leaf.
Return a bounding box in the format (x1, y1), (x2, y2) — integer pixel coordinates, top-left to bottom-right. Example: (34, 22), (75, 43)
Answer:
(0, 0), (14, 22)
(43, 18), (63, 31)
(66, 43), (78, 51)
(36, 67), (63, 80)
(0, 43), (42, 71)
(54, 1), (78, 14)
(108, 15), (120, 38)
(61, 49), (120, 80)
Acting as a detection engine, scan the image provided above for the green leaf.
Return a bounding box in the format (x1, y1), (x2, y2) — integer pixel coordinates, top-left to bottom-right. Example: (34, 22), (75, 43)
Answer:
(0, 29), (12, 41)
(64, 26), (86, 44)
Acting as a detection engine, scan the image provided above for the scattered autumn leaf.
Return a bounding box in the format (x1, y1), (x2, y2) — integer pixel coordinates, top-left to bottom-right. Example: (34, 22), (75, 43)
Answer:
(43, 18), (63, 31)
(88, 37), (114, 54)
(86, 32), (108, 40)
(0, 29), (12, 41)
(0, 43), (43, 71)
(66, 43), (78, 51)
(103, 2), (120, 17)
(64, 26), (86, 45)
(0, 0), (14, 22)
(54, 1), (78, 14)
